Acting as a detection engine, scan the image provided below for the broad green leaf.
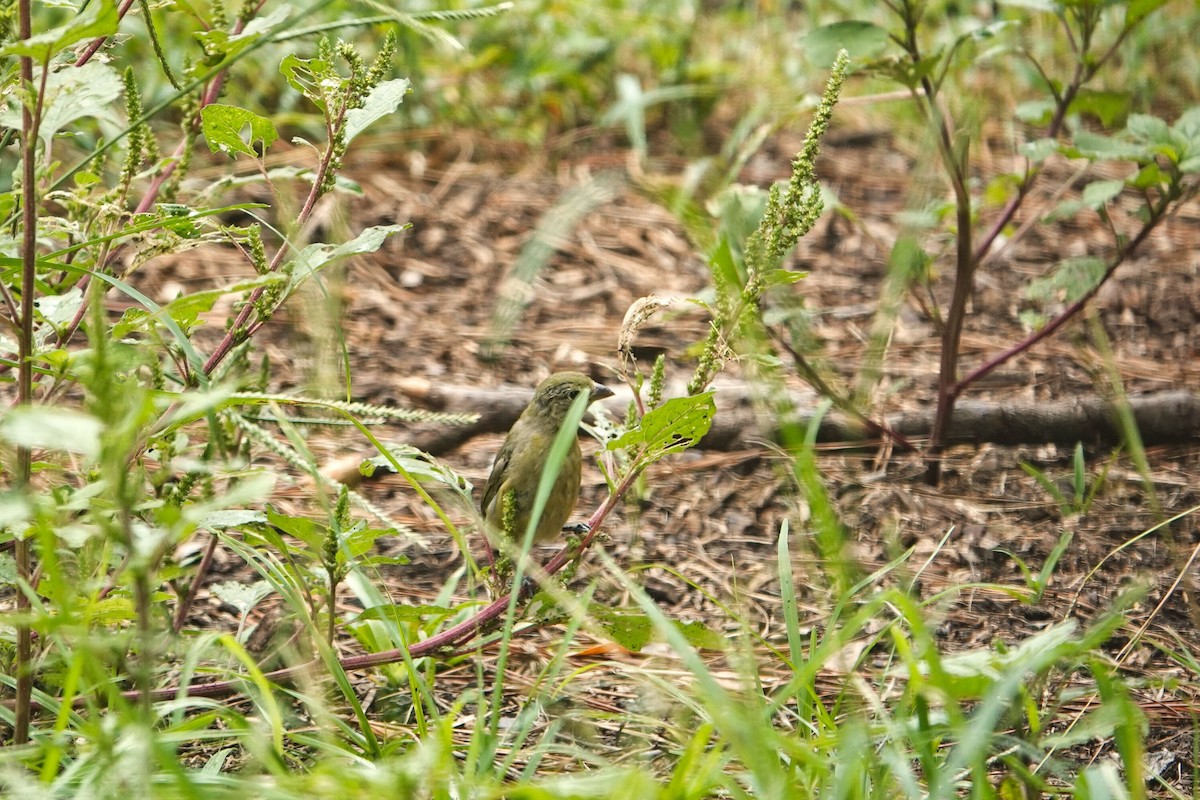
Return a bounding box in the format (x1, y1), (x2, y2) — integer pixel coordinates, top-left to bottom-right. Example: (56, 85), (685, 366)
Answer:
(1073, 763), (1126, 800)
(0, 553), (17, 584)
(35, 287), (84, 328)
(1172, 106), (1200, 173)
(88, 597), (137, 625)
(1126, 113), (1170, 145)
(291, 223), (410, 284)
(592, 608), (653, 652)
(1041, 700), (1128, 749)
(1067, 89), (1130, 128)
(1015, 99), (1054, 126)
(1024, 256), (1105, 305)
(1063, 131), (1147, 161)
(201, 104), (279, 158)
(200, 510), (269, 530)
(763, 268), (807, 287)
(1019, 137), (1058, 163)
(997, 0), (1061, 11)
(801, 21), (888, 68)
(343, 526), (392, 560)
(154, 275), (284, 333)
(354, 604), (456, 625)
(607, 392), (716, 464)
(0, 1), (118, 59)
(193, 6), (289, 68)
(362, 446), (472, 497)
(888, 235), (931, 280)
(1174, 106), (1200, 141)
(344, 78), (412, 144)
(1128, 161), (1167, 189)
(1043, 198), (1084, 222)
(0, 406), (103, 460)
(676, 620), (724, 650)
(210, 580), (272, 615)
(936, 620), (1080, 697)
(1126, 0), (1169, 25)
(0, 62), (122, 151)
(1080, 179), (1124, 209)
(279, 53), (341, 111)
(264, 506), (325, 550)
(0, 493), (31, 531)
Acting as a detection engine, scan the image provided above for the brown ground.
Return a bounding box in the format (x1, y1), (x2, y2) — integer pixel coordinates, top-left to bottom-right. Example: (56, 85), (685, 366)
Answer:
(159, 122), (1200, 782)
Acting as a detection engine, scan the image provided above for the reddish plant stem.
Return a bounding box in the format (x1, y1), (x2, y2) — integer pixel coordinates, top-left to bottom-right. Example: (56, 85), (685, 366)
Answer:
(955, 193), (1179, 393)
(200, 93), (344, 376)
(173, 533), (220, 633)
(923, 10), (1141, 483)
(74, 0), (139, 67)
(13, 0), (37, 746)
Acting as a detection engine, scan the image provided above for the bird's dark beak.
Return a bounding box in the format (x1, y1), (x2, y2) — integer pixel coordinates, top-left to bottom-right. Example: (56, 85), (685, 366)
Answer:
(591, 382), (614, 402)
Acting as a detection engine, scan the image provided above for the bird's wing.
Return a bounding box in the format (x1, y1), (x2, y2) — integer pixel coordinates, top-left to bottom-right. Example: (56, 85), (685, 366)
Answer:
(480, 430), (517, 516)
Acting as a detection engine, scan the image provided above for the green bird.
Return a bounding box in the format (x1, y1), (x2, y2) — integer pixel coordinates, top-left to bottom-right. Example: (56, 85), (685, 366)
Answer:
(481, 372), (614, 544)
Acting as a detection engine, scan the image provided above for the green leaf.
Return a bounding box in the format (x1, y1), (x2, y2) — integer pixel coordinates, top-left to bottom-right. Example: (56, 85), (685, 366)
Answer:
(0, 1), (118, 59)
(801, 22), (888, 68)
(1080, 179), (1124, 210)
(1073, 763), (1126, 799)
(1015, 99), (1054, 126)
(1125, 113), (1170, 145)
(1067, 89), (1130, 128)
(606, 392), (716, 465)
(997, 0), (1061, 11)
(0, 62), (123, 151)
(1024, 256), (1106, 305)
(264, 506), (325, 550)
(1128, 161), (1167, 189)
(279, 53), (341, 111)
(763, 268), (807, 287)
(675, 620), (724, 650)
(1019, 138), (1058, 163)
(1172, 106), (1200, 173)
(888, 235), (931, 280)
(210, 580), (272, 616)
(291, 224), (410, 285)
(1063, 131), (1148, 162)
(592, 608), (653, 652)
(35, 287), (84, 328)
(354, 604), (456, 625)
(344, 78), (412, 144)
(193, 6), (289, 69)
(0, 494), (32, 531)
(88, 597), (137, 625)
(201, 104), (279, 158)
(155, 275), (284, 333)
(1174, 106), (1200, 141)
(199, 510), (268, 530)
(1126, 0), (1169, 26)
(1043, 198), (1084, 222)
(0, 407), (103, 460)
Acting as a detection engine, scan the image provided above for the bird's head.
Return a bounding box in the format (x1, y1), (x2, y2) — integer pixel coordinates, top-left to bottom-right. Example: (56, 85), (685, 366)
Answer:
(529, 371), (614, 422)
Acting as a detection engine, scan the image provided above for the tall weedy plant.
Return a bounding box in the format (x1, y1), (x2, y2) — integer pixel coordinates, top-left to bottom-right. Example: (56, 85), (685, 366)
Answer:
(0, 0), (414, 755)
(806, 1), (1198, 482)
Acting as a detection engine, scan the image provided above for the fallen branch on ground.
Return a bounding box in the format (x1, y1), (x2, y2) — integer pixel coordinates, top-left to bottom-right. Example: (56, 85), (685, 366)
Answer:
(394, 378), (1200, 454)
